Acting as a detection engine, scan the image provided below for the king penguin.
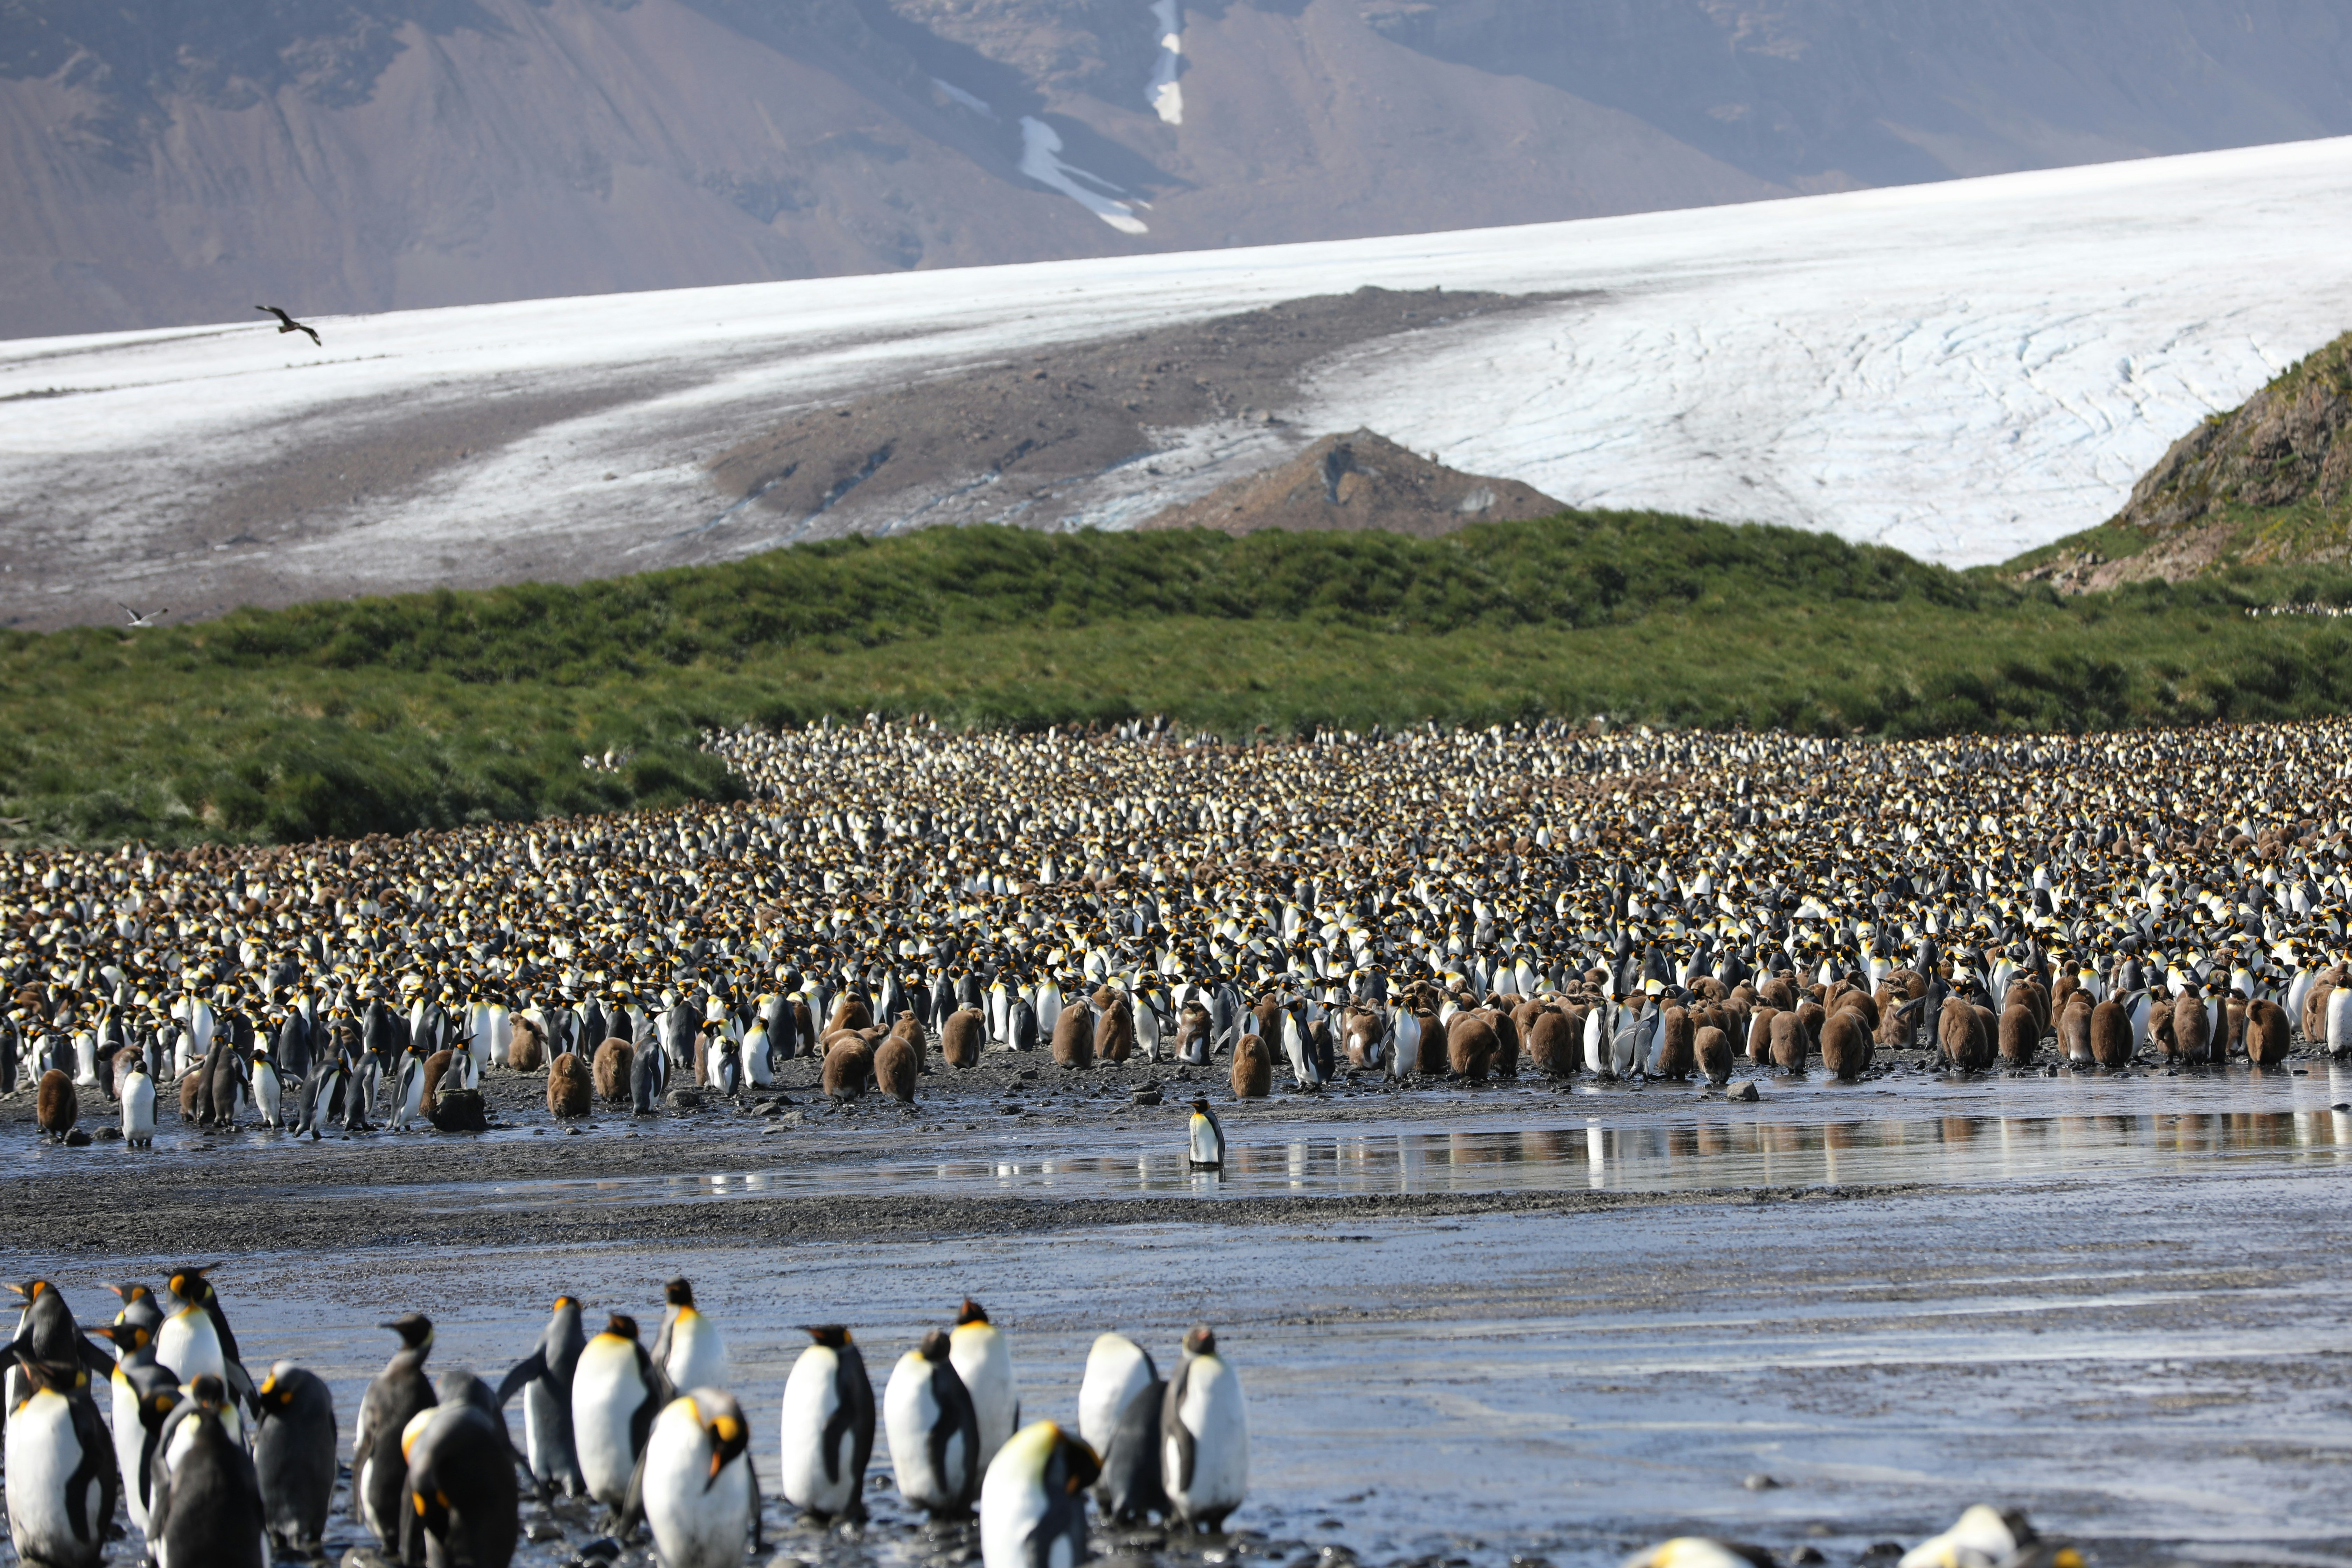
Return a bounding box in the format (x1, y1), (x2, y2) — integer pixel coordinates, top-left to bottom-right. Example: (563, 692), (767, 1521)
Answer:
(1077, 1333), (1157, 1455)
(1, 1356), (117, 1568)
(496, 1295), (588, 1498)
(979, 1420), (1098, 1568)
(883, 1329), (981, 1520)
(80, 1320), (172, 1542)
(571, 1313), (670, 1521)
(352, 1312), (436, 1551)
(777, 1325), (873, 1524)
(157, 1267), (252, 1405)
(949, 1299), (1019, 1474)
(121, 1052), (156, 1147)
(649, 1278), (725, 1396)
(253, 1362), (338, 1555)
(1185, 1099), (1224, 1168)
(1161, 1324), (1248, 1532)
(148, 1374), (266, 1568)
(400, 1381), (519, 1568)
(632, 1389), (759, 1568)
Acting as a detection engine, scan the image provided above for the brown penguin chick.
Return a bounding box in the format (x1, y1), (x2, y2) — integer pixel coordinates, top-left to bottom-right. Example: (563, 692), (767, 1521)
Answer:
(1483, 1006), (1521, 1078)
(1873, 988), (1915, 1048)
(1230, 1034), (1272, 1098)
(1413, 1009), (1448, 1075)
(2014, 978), (2051, 1036)
(179, 1068), (206, 1121)
(1968, 1002), (1999, 1068)
(1759, 975), (1797, 1011)
(2170, 993), (2210, 1063)
(2246, 997), (2291, 1064)
(1746, 1006), (1778, 1065)
(1936, 997), (1979, 1069)
(1793, 997), (1825, 1052)
(1094, 997), (1135, 1064)
(1768, 1010), (1806, 1073)
(828, 993), (872, 1034)
(691, 1032), (708, 1085)
(546, 1052), (592, 1118)
(1650, 1004), (1693, 1080)
(593, 1037), (634, 1103)
(1446, 1012), (1497, 1080)
(420, 1049), (454, 1115)
(2089, 999), (2134, 1069)
(888, 1013), (928, 1066)
(1176, 1003), (1212, 1060)
(35, 1069), (76, 1142)
(2056, 993), (2092, 1063)
(1694, 1024), (1732, 1084)
(508, 1016), (547, 1072)
(1997, 1005), (2038, 1067)
(2301, 975), (2337, 1042)
(2223, 995), (2248, 1056)
(1051, 1000), (1095, 1069)
(2147, 1001), (2177, 1058)
(1837, 989), (1880, 1035)
(1819, 1008), (1870, 1080)
(940, 1009), (983, 1069)
(874, 1034), (918, 1102)
(2050, 970), (2079, 1017)
(1338, 1008), (1383, 1068)
(822, 1038), (873, 1101)
(1526, 1009), (1576, 1077)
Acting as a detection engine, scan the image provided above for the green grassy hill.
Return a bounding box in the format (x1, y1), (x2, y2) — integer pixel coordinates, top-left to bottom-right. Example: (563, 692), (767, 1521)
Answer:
(8, 511), (2352, 846)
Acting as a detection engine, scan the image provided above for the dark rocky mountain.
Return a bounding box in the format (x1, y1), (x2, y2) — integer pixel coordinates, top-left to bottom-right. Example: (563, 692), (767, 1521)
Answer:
(2009, 330), (2352, 589)
(5, 0), (2352, 337)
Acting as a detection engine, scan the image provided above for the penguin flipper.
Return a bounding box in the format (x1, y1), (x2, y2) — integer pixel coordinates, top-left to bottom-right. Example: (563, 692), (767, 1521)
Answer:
(76, 1333), (114, 1376)
(493, 1349), (546, 1406)
(616, 1441), (650, 1541)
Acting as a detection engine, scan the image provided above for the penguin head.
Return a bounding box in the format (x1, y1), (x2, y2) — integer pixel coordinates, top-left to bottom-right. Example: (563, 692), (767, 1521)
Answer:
(1003, 1419), (1100, 1498)
(1189, 1097), (1212, 1116)
(688, 1390), (749, 1487)
(917, 1328), (953, 1363)
(800, 1324), (852, 1350)
(664, 1278), (695, 1310)
(602, 1314), (641, 1343)
(187, 1372), (229, 1412)
(81, 1321), (150, 1356)
(165, 1269), (215, 1309)
(380, 1312), (434, 1352)
(954, 1298), (990, 1328)
(16, 1357), (86, 1396)
(257, 1361), (304, 1408)
(1182, 1323), (1217, 1357)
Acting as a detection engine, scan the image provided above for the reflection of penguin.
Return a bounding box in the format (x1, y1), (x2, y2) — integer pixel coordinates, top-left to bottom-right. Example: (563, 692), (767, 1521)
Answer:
(496, 1296), (588, 1499)
(571, 1314), (668, 1518)
(149, 1374), (265, 1568)
(352, 1313), (435, 1550)
(979, 1420), (1097, 1568)
(634, 1390), (758, 1568)
(650, 1279), (724, 1395)
(1, 1357), (117, 1568)
(884, 1329), (980, 1519)
(1185, 1099), (1224, 1168)
(401, 1386), (519, 1568)
(778, 1325), (873, 1524)
(1161, 1324), (1247, 1531)
(253, 1362), (338, 1554)
(950, 1299), (1018, 1474)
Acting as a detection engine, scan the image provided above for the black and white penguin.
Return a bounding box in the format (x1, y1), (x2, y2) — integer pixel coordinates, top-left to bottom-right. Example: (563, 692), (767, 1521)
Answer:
(400, 1384), (519, 1568)
(949, 1300), (1018, 1474)
(495, 1295), (588, 1498)
(158, 1267), (252, 1405)
(352, 1312), (436, 1550)
(252, 1047), (286, 1129)
(979, 1419), (1098, 1568)
(0, 1356), (117, 1568)
(1077, 1333), (1157, 1455)
(649, 1278), (724, 1395)
(105, 1281), (165, 1346)
(634, 1388), (759, 1568)
(630, 1041), (667, 1115)
(1094, 1365), (1168, 1525)
(6, 1281), (111, 1419)
(1161, 1324), (1247, 1531)
(121, 1051), (156, 1146)
(570, 1313), (669, 1519)
(80, 1320), (170, 1541)
(148, 1374), (266, 1568)
(253, 1362), (338, 1554)
(883, 1329), (981, 1519)
(1185, 1099), (1224, 1168)
(777, 1324), (873, 1524)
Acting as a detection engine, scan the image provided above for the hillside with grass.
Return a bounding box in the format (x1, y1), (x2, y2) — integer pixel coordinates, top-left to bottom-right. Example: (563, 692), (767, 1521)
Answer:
(9, 511), (2352, 847)
(2008, 330), (2352, 590)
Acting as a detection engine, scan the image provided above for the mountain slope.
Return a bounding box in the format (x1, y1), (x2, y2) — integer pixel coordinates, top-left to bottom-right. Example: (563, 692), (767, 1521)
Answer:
(7, 0), (2352, 336)
(2008, 331), (2352, 589)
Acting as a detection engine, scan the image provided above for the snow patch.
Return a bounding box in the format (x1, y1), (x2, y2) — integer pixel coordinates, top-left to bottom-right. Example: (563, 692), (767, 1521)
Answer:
(1148, 0), (1184, 126)
(1018, 117), (1149, 234)
(931, 78), (996, 119)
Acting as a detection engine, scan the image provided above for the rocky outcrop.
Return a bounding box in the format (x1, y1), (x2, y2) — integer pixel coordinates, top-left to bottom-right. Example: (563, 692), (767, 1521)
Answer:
(1139, 430), (1562, 537)
(2011, 331), (2352, 589)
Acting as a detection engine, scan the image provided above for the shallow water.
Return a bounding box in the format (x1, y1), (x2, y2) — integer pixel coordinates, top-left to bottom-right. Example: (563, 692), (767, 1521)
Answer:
(6, 1067), (2351, 1568)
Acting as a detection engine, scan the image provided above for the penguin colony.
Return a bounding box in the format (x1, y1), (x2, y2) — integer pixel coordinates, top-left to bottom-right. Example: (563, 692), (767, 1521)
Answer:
(4, 1272), (1251, 1568)
(6, 716), (2352, 1136)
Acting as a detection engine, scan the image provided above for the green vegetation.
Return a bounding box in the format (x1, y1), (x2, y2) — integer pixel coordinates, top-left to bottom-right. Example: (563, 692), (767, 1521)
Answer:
(9, 512), (2352, 846)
